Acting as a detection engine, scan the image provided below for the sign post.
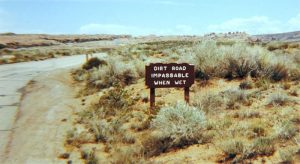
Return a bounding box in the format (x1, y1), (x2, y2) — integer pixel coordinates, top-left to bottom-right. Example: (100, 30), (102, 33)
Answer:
(150, 88), (155, 109)
(184, 87), (189, 103)
(145, 63), (195, 109)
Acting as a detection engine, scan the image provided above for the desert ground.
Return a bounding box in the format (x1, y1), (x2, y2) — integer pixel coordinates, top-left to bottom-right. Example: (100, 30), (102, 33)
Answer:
(0, 32), (300, 164)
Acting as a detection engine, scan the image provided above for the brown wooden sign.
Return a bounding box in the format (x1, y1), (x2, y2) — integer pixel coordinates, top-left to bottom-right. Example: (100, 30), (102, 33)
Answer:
(145, 63), (195, 109)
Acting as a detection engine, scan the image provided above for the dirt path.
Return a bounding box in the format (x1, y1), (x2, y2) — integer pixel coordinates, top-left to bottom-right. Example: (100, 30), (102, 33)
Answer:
(0, 53), (106, 163)
(3, 70), (79, 163)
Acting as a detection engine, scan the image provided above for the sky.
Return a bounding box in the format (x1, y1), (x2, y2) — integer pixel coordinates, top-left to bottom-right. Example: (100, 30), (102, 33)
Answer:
(0, 0), (299, 35)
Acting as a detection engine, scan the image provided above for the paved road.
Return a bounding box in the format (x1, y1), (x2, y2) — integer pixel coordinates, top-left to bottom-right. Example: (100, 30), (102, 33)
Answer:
(0, 53), (106, 161)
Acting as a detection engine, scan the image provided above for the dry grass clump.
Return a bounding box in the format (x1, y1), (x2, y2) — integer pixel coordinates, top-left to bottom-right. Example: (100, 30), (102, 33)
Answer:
(142, 102), (207, 157)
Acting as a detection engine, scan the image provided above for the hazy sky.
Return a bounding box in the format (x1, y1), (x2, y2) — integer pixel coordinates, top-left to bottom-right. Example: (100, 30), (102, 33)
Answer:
(0, 0), (299, 35)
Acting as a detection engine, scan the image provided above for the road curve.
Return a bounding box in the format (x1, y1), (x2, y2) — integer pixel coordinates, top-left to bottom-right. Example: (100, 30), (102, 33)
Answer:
(0, 54), (105, 162)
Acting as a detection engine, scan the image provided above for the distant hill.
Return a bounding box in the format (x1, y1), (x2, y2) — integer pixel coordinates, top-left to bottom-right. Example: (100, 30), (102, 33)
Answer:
(252, 31), (300, 42)
(0, 34), (131, 49)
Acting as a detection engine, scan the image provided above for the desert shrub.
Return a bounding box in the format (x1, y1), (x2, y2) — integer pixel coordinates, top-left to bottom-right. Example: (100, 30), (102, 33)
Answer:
(190, 41), (299, 81)
(72, 69), (88, 81)
(224, 45), (258, 78)
(195, 88), (250, 111)
(0, 43), (6, 49)
(269, 62), (289, 81)
(143, 102), (206, 157)
(142, 132), (173, 158)
(255, 78), (271, 90)
(274, 121), (297, 140)
(267, 92), (291, 106)
(85, 58), (140, 89)
(121, 132), (136, 144)
(89, 118), (114, 142)
(221, 139), (245, 157)
(239, 80), (253, 90)
(58, 153), (70, 159)
(82, 57), (107, 70)
(279, 148), (295, 164)
(192, 40), (222, 79)
(151, 102), (206, 144)
(115, 66), (138, 86)
(290, 89), (298, 96)
(237, 110), (260, 119)
(110, 146), (145, 164)
(245, 137), (275, 157)
(248, 122), (267, 138)
(282, 83), (291, 90)
(130, 114), (150, 131)
(194, 92), (223, 113)
(222, 88), (250, 109)
(97, 86), (134, 115)
(133, 60), (145, 77)
(65, 128), (95, 147)
(81, 149), (98, 164)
